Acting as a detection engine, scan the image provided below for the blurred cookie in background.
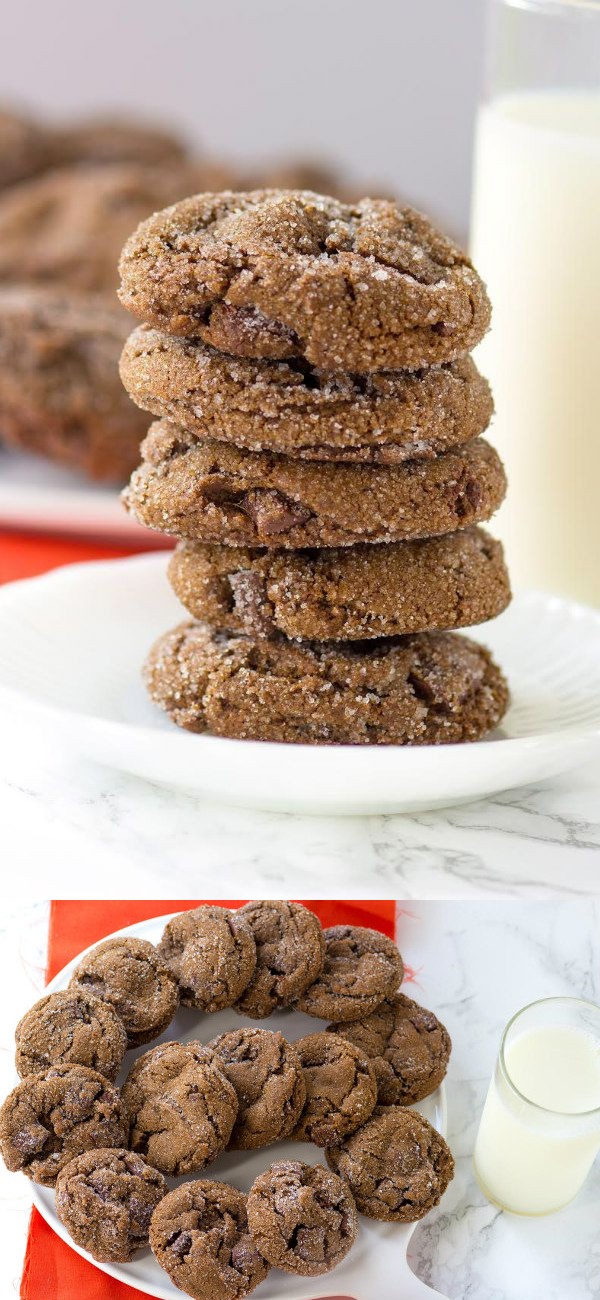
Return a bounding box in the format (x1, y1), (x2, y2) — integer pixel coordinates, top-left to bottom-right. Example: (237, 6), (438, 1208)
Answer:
(47, 114), (191, 169)
(0, 106), (47, 189)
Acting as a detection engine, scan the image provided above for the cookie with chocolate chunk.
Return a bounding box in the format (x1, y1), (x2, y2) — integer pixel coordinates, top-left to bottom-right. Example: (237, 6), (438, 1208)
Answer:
(209, 1028), (305, 1151)
(70, 936), (179, 1048)
(122, 1040), (237, 1175)
(55, 1148), (167, 1263)
(168, 529), (511, 642)
(120, 326), (493, 463)
(157, 905), (256, 1011)
(118, 190), (491, 372)
(15, 988), (127, 1082)
(124, 422), (506, 549)
(328, 992), (452, 1106)
(326, 1105), (454, 1222)
(296, 926), (403, 1022)
(150, 1180), (270, 1300)
(144, 623), (509, 745)
(292, 1032), (377, 1146)
(0, 1064), (127, 1186)
(247, 1160), (357, 1276)
(234, 900), (324, 1018)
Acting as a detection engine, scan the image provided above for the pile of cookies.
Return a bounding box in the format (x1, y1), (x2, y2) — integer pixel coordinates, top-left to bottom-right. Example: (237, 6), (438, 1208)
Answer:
(0, 902), (454, 1299)
(119, 189), (511, 744)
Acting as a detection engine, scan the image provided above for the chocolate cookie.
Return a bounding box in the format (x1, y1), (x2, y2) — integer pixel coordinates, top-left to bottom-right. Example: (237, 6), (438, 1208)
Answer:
(150, 1180), (270, 1300)
(168, 529), (511, 643)
(124, 422), (506, 549)
(15, 988), (127, 1082)
(209, 1028), (306, 1150)
(0, 1064), (127, 1186)
(247, 1160), (357, 1276)
(157, 905), (256, 1011)
(120, 326), (493, 463)
(122, 1040), (237, 1175)
(118, 190), (491, 372)
(55, 1147), (167, 1263)
(291, 1032), (377, 1146)
(0, 287), (147, 481)
(326, 1105), (454, 1222)
(48, 116), (189, 169)
(0, 108), (46, 189)
(328, 992), (452, 1106)
(70, 936), (179, 1048)
(296, 926), (403, 1021)
(144, 623), (509, 745)
(234, 901), (324, 1018)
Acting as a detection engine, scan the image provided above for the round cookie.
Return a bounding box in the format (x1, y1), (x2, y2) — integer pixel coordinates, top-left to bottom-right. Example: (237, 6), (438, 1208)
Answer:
(209, 1028), (306, 1150)
(150, 1180), (270, 1300)
(124, 422), (507, 549)
(0, 1064), (127, 1186)
(15, 988), (127, 1082)
(156, 905), (256, 1011)
(247, 1160), (357, 1277)
(120, 325), (493, 463)
(0, 287), (147, 482)
(69, 936), (179, 1048)
(55, 1147), (167, 1263)
(144, 624), (510, 746)
(122, 1040), (237, 1175)
(168, 529), (511, 642)
(118, 190), (491, 372)
(328, 992), (452, 1106)
(296, 926), (403, 1022)
(291, 1032), (377, 1146)
(48, 116), (189, 169)
(234, 900), (324, 1018)
(326, 1105), (454, 1222)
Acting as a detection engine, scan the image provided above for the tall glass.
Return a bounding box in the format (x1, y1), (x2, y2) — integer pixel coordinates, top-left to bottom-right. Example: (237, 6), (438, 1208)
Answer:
(473, 997), (600, 1215)
(470, 0), (600, 606)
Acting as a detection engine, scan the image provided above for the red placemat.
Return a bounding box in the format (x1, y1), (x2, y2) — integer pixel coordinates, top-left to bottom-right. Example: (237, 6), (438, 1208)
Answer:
(21, 899), (397, 1299)
(0, 531), (145, 586)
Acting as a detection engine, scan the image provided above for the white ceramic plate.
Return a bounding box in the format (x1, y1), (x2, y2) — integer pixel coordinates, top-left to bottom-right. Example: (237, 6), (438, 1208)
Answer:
(0, 447), (162, 543)
(31, 912), (448, 1300)
(0, 553), (599, 814)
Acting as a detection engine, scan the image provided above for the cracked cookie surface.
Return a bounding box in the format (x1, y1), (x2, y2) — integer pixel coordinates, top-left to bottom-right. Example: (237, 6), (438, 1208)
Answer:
(122, 1040), (237, 1175)
(326, 1105), (454, 1221)
(15, 988), (127, 1082)
(247, 1160), (357, 1276)
(144, 623), (510, 745)
(291, 1032), (377, 1146)
(118, 189), (491, 372)
(0, 1063), (127, 1186)
(296, 926), (403, 1021)
(209, 1028), (306, 1150)
(168, 528), (511, 642)
(55, 1147), (168, 1262)
(233, 901), (324, 1018)
(120, 325), (493, 462)
(328, 992), (452, 1106)
(70, 937), (179, 1048)
(156, 905), (256, 1012)
(150, 1179), (270, 1300)
(124, 422), (506, 549)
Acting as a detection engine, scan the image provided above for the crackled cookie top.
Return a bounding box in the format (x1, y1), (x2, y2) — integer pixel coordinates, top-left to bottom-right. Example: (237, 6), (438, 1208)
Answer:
(209, 1028), (305, 1150)
(234, 901), (324, 1018)
(168, 529), (511, 643)
(0, 1064), (127, 1186)
(124, 422), (506, 549)
(70, 936), (179, 1047)
(296, 926), (403, 1021)
(118, 189), (491, 372)
(144, 623), (510, 746)
(326, 1106), (454, 1222)
(120, 325), (493, 462)
(150, 1180), (270, 1300)
(15, 988), (127, 1082)
(328, 992), (452, 1106)
(122, 1040), (237, 1175)
(55, 1147), (167, 1263)
(157, 905), (256, 1011)
(291, 1032), (377, 1147)
(247, 1160), (357, 1277)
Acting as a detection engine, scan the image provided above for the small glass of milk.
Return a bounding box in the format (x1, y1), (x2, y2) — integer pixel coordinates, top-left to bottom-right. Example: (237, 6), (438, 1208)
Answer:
(470, 0), (600, 606)
(474, 997), (600, 1215)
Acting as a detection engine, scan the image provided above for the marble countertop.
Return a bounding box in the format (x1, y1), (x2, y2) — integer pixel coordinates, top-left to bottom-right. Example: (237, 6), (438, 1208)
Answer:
(1, 715), (599, 897)
(0, 900), (599, 1298)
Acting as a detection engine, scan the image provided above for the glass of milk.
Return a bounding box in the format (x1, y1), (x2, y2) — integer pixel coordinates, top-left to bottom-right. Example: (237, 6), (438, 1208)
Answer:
(470, 0), (600, 606)
(474, 996), (600, 1214)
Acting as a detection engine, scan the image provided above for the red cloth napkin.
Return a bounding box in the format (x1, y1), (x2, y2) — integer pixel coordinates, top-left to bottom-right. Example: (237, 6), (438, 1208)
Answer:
(21, 900), (396, 1299)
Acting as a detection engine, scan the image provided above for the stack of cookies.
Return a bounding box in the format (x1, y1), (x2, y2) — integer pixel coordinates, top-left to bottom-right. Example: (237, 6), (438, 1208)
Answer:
(118, 190), (511, 744)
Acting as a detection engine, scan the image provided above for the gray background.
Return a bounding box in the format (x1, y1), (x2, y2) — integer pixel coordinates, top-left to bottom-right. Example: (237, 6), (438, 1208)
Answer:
(3, 0), (487, 238)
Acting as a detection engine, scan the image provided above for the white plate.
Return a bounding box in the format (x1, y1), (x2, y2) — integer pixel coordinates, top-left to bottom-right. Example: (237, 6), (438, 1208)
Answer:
(32, 912), (448, 1300)
(0, 553), (599, 814)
